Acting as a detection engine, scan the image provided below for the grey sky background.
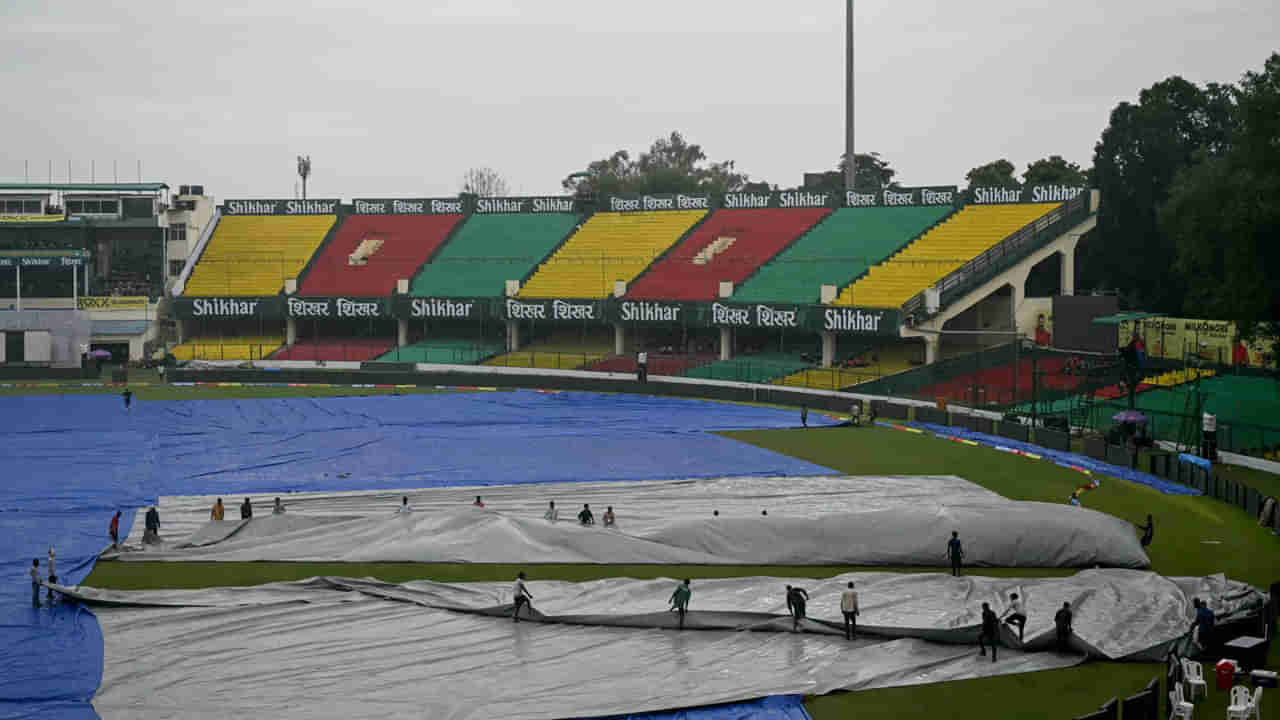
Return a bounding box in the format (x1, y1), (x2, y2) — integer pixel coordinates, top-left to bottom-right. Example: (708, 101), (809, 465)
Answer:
(1, 0), (1275, 200)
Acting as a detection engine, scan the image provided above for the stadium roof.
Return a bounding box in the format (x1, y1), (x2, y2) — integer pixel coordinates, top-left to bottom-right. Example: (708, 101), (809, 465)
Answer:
(1092, 312), (1163, 325)
(0, 182), (168, 192)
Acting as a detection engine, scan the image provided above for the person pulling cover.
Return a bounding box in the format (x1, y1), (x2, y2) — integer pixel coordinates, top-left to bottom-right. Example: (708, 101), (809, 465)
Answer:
(544, 500), (558, 522)
(1001, 593), (1027, 642)
(211, 498), (225, 521)
(512, 571), (534, 623)
(1138, 514), (1154, 547)
(46, 548), (57, 603)
(273, 497), (286, 515)
(1054, 602), (1073, 652)
(785, 585), (809, 631)
(578, 504), (594, 526)
(240, 498), (253, 520)
(30, 558), (42, 608)
(397, 496), (413, 513)
(978, 602), (999, 662)
(143, 505), (161, 544)
(602, 506), (616, 527)
(669, 579), (692, 629)
(109, 511), (121, 547)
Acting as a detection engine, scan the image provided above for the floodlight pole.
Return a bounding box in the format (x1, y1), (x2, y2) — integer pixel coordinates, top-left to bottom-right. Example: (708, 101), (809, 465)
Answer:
(297, 155), (312, 200)
(844, 0), (855, 190)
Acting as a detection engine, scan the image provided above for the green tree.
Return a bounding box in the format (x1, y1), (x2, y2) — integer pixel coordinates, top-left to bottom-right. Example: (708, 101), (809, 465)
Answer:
(801, 153), (898, 193)
(1083, 76), (1236, 311)
(1022, 155), (1089, 186)
(964, 159), (1018, 188)
(562, 132), (753, 196)
(1161, 53), (1280, 362)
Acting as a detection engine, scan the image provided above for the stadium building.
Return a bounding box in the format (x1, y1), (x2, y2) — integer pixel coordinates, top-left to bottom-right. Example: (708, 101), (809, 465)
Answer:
(0, 182), (215, 367)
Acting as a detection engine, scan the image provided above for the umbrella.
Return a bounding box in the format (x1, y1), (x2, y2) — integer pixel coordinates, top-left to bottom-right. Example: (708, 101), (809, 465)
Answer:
(1112, 410), (1146, 424)
(88, 349), (112, 360)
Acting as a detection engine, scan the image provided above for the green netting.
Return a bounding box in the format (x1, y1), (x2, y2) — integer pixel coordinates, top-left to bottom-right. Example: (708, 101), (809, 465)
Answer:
(732, 206), (952, 304)
(375, 338), (505, 365)
(681, 352), (813, 384)
(410, 214), (580, 297)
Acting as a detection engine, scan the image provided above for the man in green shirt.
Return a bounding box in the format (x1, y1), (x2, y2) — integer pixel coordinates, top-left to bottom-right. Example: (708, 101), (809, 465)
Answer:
(669, 579), (692, 630)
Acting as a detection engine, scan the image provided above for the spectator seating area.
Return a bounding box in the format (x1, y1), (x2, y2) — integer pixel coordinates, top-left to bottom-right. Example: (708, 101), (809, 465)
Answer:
(681, 351), (812, 384)
(270, 337), (396, 362)
(773, 341), (924, 390)
(836, 203), (1061, 309)
(518, 210), (706, 298)
(411, 213), (580, 297)
(586, 352), (718, 376)
(732, 206), (951, 304)
(298, 214), (464, 297)
(917, 355), (1075, 405)
(184, 215), (336, 296)
(625, 208), (829, 300)
(375, 338), (506, 365)
(170, 336), (283, 362)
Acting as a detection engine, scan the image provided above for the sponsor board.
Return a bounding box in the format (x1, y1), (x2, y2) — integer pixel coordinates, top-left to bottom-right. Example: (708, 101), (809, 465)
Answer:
(222, 199), (340, 215)
(0, 253), (89, 268)
(843, 185), (959, 208)
(472, 196), (577, 214)
(503, 298), (602, 322)
(1119, 316), (1272, 365)
(351, 198), (466, 215)
(603, 193), (712, 213)
(968, 185), (1086, 205)
(287, 297), (389, 318)
(720, 190), (835, 209)
(396, 296), (486, 320)
(609, 299), (685, 325)
(708, 302), (898, 335)
(76, 296), (147, 311)
(173, 296), (283, 318)
(821, 307), (897, 334)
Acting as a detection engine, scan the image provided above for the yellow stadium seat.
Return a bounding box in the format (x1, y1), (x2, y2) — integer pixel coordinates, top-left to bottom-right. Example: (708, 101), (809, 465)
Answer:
(834, 204), (1061, 309)
(184, 216), (336, 296)
(170, 337), (283, 362)
(518, 211), (705, 298)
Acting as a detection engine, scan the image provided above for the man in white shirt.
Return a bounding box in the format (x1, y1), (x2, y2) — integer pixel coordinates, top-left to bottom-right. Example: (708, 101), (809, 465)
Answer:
(1001, 592), (1027, 642)
(512, 571), (534, 623)
(544, 500), (558, 522)
(272, 497), (286, 515)
(841, 581), (859, 640)
(397, 496), (413, 513)
(637, 352), (648, 383)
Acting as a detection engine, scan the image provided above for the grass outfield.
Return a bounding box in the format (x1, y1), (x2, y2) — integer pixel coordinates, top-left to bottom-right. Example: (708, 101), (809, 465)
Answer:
(83, 422), (1280, 719)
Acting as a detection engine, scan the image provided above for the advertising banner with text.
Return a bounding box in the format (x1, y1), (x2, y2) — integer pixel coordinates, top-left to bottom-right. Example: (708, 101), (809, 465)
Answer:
(286, 296), (391, 319)
(967, 184), (1086, 205)
(706, 302), (899, 336)
(1118, 316), (1273, 366)
(351, 198), (467, 215)
(472, 196), (578, 214)
(601, 193), (713, 213)
(394, 296), (489, 321)
(843, 185), (959, 208)
(719, 190), (837, 210)
(221, 199), (341, 216)
(0, 251), (90, 268)
(76, 296), (147, 311)
(172, 296), (284, 319)
(502, 297), (605, 323)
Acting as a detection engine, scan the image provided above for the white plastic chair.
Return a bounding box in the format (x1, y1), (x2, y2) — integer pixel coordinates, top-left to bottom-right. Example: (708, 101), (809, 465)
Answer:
(1180, 659), (1207, 700)
(1226, 685), (1253, 720)
(1168, 688), (1193, 719)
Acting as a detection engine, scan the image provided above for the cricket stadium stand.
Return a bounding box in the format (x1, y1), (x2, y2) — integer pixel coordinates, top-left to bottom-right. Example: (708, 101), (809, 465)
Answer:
(183, 215), (336, 296)
(410, 213), (581, 297)
(625, 208), (829, 300)
(298, 214), (464, 297)
(271, 337), (397, 362)
(518, 210), (706, 298)
(835, 203), (1061, 308)
(732, 206), (952, 303)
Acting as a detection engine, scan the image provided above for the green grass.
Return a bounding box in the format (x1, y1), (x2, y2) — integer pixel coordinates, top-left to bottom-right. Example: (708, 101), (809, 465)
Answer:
(75, 406), (1280, 719)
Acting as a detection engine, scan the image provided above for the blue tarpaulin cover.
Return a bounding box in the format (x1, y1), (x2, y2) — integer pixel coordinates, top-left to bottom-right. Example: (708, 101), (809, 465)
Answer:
(0, 390), (833, 720)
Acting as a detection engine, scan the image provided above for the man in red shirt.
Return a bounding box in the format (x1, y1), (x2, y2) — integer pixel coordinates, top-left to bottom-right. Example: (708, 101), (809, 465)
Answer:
(109, 511), (121, 547)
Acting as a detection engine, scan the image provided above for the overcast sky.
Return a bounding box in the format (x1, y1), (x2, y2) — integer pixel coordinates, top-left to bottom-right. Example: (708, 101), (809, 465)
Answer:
(1, 0), (1275, 200)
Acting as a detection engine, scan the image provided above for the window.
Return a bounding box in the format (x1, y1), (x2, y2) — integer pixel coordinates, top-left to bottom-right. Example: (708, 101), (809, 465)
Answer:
(66, 198), (121, 215)
(0, 199), (42, 214)
(169, 224), (187, 243)
(169, 260), (185, 276)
